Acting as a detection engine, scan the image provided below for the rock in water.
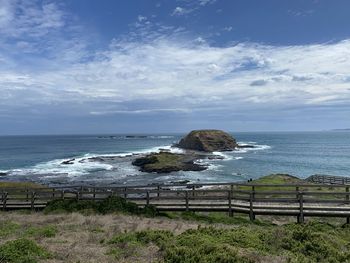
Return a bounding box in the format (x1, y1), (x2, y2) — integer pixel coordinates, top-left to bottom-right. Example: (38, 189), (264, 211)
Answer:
(177, 130), (237, 152)
(132, 152), (207, 173)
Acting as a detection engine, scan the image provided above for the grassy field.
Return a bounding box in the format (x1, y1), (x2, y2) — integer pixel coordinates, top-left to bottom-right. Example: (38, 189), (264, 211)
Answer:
(0, 209), (349, 263)
(1, 175), (350, 262)
(0, 181), (45, 188)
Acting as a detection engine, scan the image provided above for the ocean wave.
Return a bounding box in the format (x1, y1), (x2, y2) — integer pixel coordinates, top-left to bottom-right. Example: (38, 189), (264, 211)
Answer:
(8, 157), (114, 177)
(207, 163), (224, 171)
(5, 144), (182, 178)
(238, 141), (257, 145)
(236, 144), (271, 153)
(212, 152), (234, 161)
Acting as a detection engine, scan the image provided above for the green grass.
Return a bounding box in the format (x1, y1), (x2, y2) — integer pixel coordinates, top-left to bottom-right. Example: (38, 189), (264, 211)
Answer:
(108, 222), (350, 263)
(0, 181), (45, 189)
(44, 196), (158, 216)
(0, 238), (51, 263)
(24, 225), (58, 238)
(0, 221), (20, 238)
(237, 174), (349, 200)
(250, 174), (302, 184)
(165, 211), (273, 226)
(143, 152), (183, 170)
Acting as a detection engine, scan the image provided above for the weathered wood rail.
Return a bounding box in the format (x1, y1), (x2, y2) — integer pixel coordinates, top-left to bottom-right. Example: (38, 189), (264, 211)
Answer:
(1, 182), (350, 223)
(305, 174), (350, 185)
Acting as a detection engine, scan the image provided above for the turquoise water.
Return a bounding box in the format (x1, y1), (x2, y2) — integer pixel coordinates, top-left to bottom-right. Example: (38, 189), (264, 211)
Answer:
(0, 132), (349, 186)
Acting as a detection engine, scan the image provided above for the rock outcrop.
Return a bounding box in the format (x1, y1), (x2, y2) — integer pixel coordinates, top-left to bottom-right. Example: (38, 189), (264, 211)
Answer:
(177, 130), (237, 152)
(132, 152), (207, 173)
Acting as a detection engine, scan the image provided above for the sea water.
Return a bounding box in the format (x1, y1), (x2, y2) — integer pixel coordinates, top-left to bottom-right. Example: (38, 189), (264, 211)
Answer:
(0, 132), (349, 186)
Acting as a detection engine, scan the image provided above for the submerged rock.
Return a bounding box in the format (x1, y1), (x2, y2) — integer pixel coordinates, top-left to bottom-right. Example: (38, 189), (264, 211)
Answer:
(0, 172), (7, 176)
(177, 130), (237, 152)
(132, 152), (207, 173)
(61, 159), (75, 165)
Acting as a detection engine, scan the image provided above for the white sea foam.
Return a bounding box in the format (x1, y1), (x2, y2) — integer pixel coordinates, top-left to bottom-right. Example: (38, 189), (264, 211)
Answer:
(207, 163), (224, 171)
(7, 156), (114, 177)
(236, 144), (271, 153)
(212, 152), (234, 161)
(6, 144), (181, 178)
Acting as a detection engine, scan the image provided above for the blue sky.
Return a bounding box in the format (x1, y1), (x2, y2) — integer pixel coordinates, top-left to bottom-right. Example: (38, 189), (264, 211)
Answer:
(1, 0), (350, 134)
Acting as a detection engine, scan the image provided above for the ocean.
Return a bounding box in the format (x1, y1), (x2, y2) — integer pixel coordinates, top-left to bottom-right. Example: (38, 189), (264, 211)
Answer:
(0, 132), (349, 186)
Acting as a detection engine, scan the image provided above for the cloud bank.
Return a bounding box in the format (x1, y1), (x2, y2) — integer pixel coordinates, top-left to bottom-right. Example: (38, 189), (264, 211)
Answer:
(0, 0), (350, 133)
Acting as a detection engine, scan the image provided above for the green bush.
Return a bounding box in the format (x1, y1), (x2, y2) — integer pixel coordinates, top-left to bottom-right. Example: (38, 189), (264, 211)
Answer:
(108, 223), (350, 263)
(44, 196), (158, 216)
(25, 225), (58, 238)
(0, 221), (20, 238)
(0, 238), (51, 263)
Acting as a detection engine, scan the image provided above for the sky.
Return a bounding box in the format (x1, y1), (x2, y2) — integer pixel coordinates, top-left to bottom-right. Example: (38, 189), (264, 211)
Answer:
(1, 0), (350, 135)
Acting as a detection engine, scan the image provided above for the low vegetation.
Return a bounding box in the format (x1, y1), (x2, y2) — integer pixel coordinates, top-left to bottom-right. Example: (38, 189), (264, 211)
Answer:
(1, 175), (350, 262)
(0, 181), (44, 188)
(44, 196), (158, 217)
(0, 238), (51, 263)
(108, 222), (350, 263)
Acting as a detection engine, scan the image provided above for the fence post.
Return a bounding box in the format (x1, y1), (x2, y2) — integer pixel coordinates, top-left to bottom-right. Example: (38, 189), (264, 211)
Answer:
(2, 192), (7, 211)
(192, 185), (195, 197)
(228, 190), (233, 217)
(230, 184), (234, 195)
(185, 191), (189, 212)
(296, 186), (299, 200)
(124, 187), (127, 199)
(146, 191), (150, 206)
(346, 187), (350, 224)
(252, 186), (255, 201)
(93, 187), (96, 200)
(157, 186), (160, 198)
(52, 188), (55, 199)
(61, 190), (65, 200)
(298, 192), (304, 224)
(31, 191), (35, 211)
(26, 188), (29, 202)
(249, 192), (255, 221)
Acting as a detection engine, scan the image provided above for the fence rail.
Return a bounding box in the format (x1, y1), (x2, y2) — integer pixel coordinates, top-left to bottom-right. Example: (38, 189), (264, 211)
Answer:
(1, 181), (350, 224)
(305, 174), (350, 185)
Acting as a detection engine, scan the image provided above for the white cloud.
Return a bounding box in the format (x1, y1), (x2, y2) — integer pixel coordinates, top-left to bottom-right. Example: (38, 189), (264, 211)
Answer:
(2, 38), (350, 112)
(137, 15), (147, 22)
(223, 26), (233, 32)
(0, 0), (13, 28)
(198, 0), (217, 6)
(0, 0), (66, 38)
(0, 0), (349, 128)
(171, 7), (190, 16)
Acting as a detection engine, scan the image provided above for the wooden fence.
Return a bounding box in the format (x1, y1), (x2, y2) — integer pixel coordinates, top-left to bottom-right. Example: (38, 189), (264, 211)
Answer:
(305, 174), (350, 185)
(1, 182), (350, 223)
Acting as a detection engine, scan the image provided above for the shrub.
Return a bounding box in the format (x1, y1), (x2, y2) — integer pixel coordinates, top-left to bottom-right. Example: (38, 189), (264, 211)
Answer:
(44, 196), (158, 216)
(0, 221), (20, 238)
(0, 238), (51, 263)
(25, 225), (58, 238)
(107, 223), (350, 263)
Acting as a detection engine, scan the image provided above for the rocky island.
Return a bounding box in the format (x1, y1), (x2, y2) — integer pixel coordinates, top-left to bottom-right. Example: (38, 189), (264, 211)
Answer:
(132, 129), (244, 173)
(132, 152), (207, 173)
(177, 129), (238, 152)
